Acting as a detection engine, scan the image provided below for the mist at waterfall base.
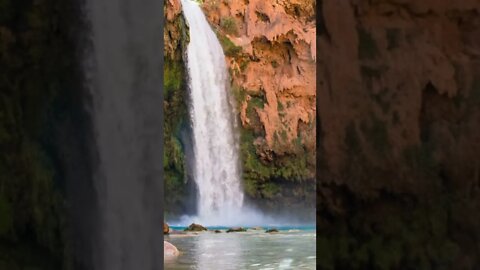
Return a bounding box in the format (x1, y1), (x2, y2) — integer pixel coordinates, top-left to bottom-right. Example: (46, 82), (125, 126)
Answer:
(168, 0), (315, 228)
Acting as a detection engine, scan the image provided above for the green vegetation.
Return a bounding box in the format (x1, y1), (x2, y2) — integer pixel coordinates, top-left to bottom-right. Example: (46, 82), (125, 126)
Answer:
(217, 33), (242, 57)
(164, 58), (190, 215)
(317, 181), (472, 270)
(245, 95), (264, 130)
(277, 100), (284, 111)
(164, 5), (190, 209)
(240, 128), (312, 198)
(358, 27), (379, 60)
(231, 85), (247, 109)
(0, 0), (81, 268)
(202, 0), (220, 10)
(164, 59), (183, 99)
(229, 85), (313, 200)
(261, 183), (280, 199)
(240, 59), (249, 71)
(220, 16), (237, 35)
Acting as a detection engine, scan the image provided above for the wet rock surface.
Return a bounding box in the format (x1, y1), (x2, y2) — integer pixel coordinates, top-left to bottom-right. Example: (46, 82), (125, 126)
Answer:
(226, 227), (248, 233)
(184, 223), (208, 232)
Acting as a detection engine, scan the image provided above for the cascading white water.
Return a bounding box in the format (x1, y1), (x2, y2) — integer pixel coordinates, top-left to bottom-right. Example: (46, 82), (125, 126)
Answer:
(84, 0), (163, 269)
(181, 0), (244, 225)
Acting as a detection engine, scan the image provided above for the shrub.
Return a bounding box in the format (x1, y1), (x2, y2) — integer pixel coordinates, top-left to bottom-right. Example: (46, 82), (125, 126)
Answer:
(220, 16), (237, 35)
(218, 34), (242, 57)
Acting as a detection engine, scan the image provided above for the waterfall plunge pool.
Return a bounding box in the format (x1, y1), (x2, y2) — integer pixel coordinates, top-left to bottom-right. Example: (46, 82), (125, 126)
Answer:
(165, 226), (316, 270)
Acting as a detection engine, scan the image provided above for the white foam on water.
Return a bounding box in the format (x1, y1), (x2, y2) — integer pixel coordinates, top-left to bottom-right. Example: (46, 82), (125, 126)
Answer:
(279, 258), (294, 269)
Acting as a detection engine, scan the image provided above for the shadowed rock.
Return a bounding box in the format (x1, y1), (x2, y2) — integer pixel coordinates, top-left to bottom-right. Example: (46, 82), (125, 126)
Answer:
(226, 227), (247, 233)
(164, 223), (170, 234)
(266, 228), (279, 233)
(184, 223), (207, 231)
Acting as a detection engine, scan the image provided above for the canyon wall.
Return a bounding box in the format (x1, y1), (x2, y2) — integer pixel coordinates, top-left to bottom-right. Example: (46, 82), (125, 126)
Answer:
(0, 0), (92, 268)
(314, 0), (480, 269)
(165, 0), (480, 265)
(164, 0), (316, 219)
(201, 0), (317, 213)
(165, 0), (480, 267)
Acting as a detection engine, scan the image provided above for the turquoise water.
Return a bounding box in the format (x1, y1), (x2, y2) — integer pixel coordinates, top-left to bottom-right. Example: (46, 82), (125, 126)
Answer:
(165, 226), (316, 270)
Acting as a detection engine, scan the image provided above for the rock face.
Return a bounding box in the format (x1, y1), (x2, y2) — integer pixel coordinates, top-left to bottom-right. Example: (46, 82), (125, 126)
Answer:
(226, 227), (247, 233)
(184, 223), (207, 232)
(164, 0), (316, 218)
(313, 0), (480, 269)
(199, 0), (316, 215)
(163, 223), (170, 234)
(163, 0), (196, 218)
(164, 0), (186, 59)
(316, 0), (480, 182)
(164, 0), (480, 267)
(202, 0), (316, 163)
(164, 241), (180, 259)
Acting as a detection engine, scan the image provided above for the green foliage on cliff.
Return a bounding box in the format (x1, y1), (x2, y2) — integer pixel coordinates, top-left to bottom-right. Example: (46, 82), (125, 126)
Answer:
(0, 0), (78, 268)
(164, 59), (183, 98)
(217, 33), (242, 57)
(240, 127), (312, 199)
(164, 57), (190, 216)
(220, 16), (237, 35)
(317, 183), (475, 270)
(227, 84), (314, 201)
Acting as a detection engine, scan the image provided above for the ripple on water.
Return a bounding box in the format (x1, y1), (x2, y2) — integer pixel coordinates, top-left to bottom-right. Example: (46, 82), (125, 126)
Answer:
(165, 228), (316, 269)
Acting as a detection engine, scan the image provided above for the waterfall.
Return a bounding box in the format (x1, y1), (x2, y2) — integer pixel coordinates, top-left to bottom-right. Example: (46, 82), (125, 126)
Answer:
(84, 0), (163, 269)
(181, 0), (245, 226)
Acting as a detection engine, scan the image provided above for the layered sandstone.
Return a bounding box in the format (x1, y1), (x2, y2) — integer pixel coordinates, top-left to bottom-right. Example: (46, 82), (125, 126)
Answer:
(314, 1), (480, 268)
(316, 0), (480, 194)
(201, 0), (316, 165)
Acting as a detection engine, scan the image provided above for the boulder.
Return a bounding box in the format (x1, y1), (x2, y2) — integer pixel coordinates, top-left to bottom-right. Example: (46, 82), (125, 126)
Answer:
(164, 241), (179, 259)
(214, 230), (222, 233)
(266, 228), (279, 233)
(226, 227), (247, 233)
(164, 222), (170, 234)
(184, 223), (207, 232)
